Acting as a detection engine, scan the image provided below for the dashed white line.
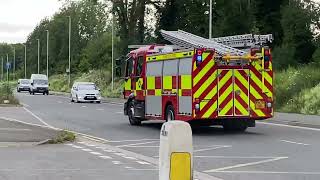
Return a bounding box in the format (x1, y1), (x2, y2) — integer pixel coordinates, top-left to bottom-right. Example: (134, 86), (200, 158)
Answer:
(194, 145), (231, 152)
(258, 121), (320, 132)
(114, 153), (126, 156)
(103, 149), (116, 153)
(90, 152), (103, 155)
(136, 161), (151, 165)
(107, 139), (159, 143)
(204, 157), (288, 173)
(125, 167), (133, 169)
(112, 161), (122, 165)
(82, 148), (93, 152)
(71, 145), (83, 149)
(212, 170), (320, 175)
(123, 156), (137, 160)
(81, 106), (87, 108)
(280, 140), (310, 146)
(0, 128), (31, 131)
(99, 156), (112, 159)
(116, 141), (157, 148)
(115, 112), (123, 114)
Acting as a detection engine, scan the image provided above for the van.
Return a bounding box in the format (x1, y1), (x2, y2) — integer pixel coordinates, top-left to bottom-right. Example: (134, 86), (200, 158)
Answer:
(30, 74), (49, 95)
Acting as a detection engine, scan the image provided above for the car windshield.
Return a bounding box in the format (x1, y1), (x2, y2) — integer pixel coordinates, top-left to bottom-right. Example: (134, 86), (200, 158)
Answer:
(78, 84), (96, 90)
(34, 79), (48, 85)
(20, 80), (29, 84)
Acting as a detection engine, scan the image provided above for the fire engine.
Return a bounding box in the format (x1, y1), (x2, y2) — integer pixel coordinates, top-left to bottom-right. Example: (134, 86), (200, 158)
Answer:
(121, 30), (273, 131)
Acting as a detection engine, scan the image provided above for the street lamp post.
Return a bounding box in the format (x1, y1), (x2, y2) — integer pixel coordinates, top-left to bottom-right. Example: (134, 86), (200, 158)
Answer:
(209, 0), (212, 39)
(37, 39), (40, 74)
(111, 14), (114, 90)
(68, 16), (71, 88)
(13, 47), (15, 80)
(23, 44), (27, 79)
(46, 30), (49, 78)
(1, 57), (3, 81)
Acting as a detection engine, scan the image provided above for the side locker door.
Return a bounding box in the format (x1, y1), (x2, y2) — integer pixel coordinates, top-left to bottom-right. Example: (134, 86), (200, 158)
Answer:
(124, 58), (133, 98)
(145, 61), (163, 116)
(218, 69), (234, 116)
(233, 69), (250, 116)
(178, 58), (192, 116)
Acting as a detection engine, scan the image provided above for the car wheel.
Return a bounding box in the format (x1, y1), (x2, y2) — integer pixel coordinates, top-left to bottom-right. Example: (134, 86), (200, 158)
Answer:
(165, 105), (175, 122)
(32, 91), (35, 95)
(43, 92), (45, 95)
(76, 95), (80, 103)
(96, 101), (101, 104)
(17, 89), (20, 93)
(71, 95), (74, 102)
(128, 101), (141, 126)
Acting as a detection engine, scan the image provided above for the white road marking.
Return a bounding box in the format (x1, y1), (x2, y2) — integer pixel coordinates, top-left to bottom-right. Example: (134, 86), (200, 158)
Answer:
(194, 145), (231, 152)
(125, 167), (133, 169)
(123, 156), (137, 160)
(280, 140), (310, 146)
(116, 141), (158, 148)
(66, 143), (74, 146)
(0, 128), (31, 131)
(71, 145), (83, 149)
(90, 152), (102, 155)
(136, 161), (151, 165)
(96, 108), (104, 111)
(212, 170), (320, 175)
(108, 139), (159, 143)
(204, 157), (288, 173)
(81, 106), (87, 108)
(103, 149), (116, 153)
(99, 156), (112, 159)
(114, 153), (126, 156)
(125, 146), (159, 148)
(129, 169), (157, 171)
(85, 144), (96, 147)
(82, 149), (93, 152)
(95, 146), (105, 149)
(195, 156), (286, 159)
(78, 142), (86, 144)
(22, 107), (55, 129)
(115, 111), (123, 114)
(112, 161), (122, 165)
(258, 122), (320, 132)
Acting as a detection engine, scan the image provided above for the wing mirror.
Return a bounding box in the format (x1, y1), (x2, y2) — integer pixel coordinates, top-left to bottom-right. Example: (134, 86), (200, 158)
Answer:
(31, 82), (34, 86)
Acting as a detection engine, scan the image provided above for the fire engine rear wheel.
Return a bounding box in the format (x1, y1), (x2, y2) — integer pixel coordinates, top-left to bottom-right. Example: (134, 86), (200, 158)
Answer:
(223, 120), (248, 132)
(165, 105), (175, 122)
(128, 101), (141, 126)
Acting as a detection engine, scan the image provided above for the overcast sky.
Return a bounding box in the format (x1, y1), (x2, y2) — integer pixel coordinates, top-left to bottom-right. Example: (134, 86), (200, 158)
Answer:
(0, 0), (63, 44)
(1, 0), (320, 44)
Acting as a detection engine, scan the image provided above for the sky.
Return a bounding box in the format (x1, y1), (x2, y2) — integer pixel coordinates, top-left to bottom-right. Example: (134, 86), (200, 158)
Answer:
(0, 0), (63, 44)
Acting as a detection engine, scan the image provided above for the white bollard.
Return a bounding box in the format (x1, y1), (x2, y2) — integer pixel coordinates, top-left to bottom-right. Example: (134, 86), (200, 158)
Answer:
(159, 121), (193, 180)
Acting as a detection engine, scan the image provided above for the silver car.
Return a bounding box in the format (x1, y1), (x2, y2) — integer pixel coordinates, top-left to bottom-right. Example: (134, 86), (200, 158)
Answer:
(70, 82), (101, 103)
(17, 79), (31, 92)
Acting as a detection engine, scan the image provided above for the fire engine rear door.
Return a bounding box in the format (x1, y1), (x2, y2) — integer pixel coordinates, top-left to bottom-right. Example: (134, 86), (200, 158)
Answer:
(233, 69), (250, 116)
(218, 69), (234, 116)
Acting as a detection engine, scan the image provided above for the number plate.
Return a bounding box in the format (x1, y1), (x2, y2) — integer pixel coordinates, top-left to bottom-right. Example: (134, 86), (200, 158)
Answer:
(255, 100), (265, 109)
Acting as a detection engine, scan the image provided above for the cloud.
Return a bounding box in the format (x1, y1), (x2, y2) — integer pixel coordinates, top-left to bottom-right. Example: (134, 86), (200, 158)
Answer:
(0, 22), (34, 34)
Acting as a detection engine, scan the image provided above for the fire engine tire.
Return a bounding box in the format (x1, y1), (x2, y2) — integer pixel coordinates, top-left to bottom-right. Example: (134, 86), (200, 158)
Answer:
(128, 101), (141, 126)
(223, 120), (248, 132)
(165, 105), (175, 122)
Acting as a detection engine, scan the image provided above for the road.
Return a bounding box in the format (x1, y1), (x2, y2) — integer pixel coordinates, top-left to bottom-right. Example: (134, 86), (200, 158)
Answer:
(11, 92), (320, 180)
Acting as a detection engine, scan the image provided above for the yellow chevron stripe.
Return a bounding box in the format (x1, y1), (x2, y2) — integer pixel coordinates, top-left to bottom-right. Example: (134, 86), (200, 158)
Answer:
(204, 79), (218, 100)
(200, 100), (208, 111)
(219, 100), (233, 115)
(202, 101), (218, 118)
(193, 60), (214, 85)
(218, 85), (233, 106)
(194, 69), (217, 98)
(235, 98), (248, 115)
(249, 99), (265, 116)
(218, 70), (233, 91)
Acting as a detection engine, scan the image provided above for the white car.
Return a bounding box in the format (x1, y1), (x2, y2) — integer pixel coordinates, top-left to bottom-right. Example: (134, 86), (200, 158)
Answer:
(71, 82), (101, 103)
(17, 79), (31, 92)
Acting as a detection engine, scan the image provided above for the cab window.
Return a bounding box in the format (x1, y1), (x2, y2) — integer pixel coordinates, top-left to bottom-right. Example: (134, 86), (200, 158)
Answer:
(136, 56), (144, 76)
(125, 57), (133, 77)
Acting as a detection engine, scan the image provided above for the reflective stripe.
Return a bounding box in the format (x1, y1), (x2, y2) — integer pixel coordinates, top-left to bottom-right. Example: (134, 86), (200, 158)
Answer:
(163, 76), (172, 90)
(181, 75), (191, 90)
(147, 76), (155, 89)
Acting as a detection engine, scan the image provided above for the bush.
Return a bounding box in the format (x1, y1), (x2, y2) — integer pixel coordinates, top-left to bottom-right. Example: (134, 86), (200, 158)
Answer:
(275, 64), (320, 114)
(0, 83), (19, 105)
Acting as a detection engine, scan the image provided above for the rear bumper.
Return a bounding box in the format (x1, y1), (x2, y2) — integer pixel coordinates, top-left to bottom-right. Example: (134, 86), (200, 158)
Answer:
(18, 87), (30, 91)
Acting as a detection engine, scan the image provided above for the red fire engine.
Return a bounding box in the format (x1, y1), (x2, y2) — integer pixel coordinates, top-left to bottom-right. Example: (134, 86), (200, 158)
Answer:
(122, 30), (273, 131)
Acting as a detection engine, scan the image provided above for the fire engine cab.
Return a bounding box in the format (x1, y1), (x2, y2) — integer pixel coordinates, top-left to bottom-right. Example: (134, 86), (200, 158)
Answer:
(122, 30), (273, 131)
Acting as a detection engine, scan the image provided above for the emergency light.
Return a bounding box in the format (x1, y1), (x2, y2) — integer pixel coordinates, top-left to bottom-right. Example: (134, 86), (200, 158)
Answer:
(196, 49), (203, 64)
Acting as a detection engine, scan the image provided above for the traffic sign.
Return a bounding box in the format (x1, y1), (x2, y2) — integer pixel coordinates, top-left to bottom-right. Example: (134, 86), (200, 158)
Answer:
(6, 62), (11, 70)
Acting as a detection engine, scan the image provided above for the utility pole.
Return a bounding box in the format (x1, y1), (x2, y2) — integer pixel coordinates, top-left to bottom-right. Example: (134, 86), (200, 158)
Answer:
(68, 16), (71, 88)
(209, 0), (213, 39)
(46, 30), (49, 78)
(37, 39), (40, 74)
(1, 57), (3, 81)
(111, 14), (114, 90)
(6, 54), (9, 99)
(13, 47), (15, 80)
(24, 44), (27, 79)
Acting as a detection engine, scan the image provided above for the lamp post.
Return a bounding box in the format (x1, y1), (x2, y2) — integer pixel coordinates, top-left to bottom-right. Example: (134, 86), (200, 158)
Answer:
(46, 30), (49, 78)
(68, 16), (71, 88)
(209, 0), (212, 39)
(111, 14), (114, 90)
(37, 39), (40, 74)
(23, 44), (27, 78)
(13, 47), (15, 80)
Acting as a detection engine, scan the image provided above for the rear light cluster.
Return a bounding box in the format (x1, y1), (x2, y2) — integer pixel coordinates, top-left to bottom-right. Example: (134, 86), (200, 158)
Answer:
(194, 98), (200, 113)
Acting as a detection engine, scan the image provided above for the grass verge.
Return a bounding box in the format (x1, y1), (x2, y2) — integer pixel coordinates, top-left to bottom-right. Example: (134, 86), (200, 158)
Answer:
(0, 82), (19, 105)
(48, 130), (76, 144)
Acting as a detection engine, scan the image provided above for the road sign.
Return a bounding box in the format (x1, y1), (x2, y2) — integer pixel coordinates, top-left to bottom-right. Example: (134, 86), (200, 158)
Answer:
(6, 62), (11, 70)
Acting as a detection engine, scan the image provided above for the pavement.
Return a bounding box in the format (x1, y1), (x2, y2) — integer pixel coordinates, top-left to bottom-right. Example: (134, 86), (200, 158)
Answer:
(2, 91), (320, 180)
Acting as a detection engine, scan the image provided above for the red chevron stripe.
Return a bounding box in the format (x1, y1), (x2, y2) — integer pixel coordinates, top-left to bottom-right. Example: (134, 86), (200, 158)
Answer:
(264, 80), (273, 93)
(249, 67), (273, 93)
(235, 107), (242, 116)
(219, 92), (233, 110)
(250, 109), (258, 117)
(198, 94), (218, 117)
(250, 79), (269, 100)
(192, 52), (214, 76)
(237, 69), (249, 81)
(197, 78), (218, 100)
(225, 107), (233, 116)
(235, 94), (249, 110)
(234, 78), (248, 95)
(209, 110), (218, 119)
(218, 77), (233, 96)
(193, 66), (218, 93)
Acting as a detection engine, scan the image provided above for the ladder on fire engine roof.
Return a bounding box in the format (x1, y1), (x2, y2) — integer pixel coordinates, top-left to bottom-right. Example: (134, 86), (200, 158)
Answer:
(160, 30), (273, 56)
(211, 33), (273, 48)
(160, 29), (247, 56)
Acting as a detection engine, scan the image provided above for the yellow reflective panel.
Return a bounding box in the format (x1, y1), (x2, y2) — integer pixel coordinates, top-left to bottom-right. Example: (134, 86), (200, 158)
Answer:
(170, 152), (191, 180)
